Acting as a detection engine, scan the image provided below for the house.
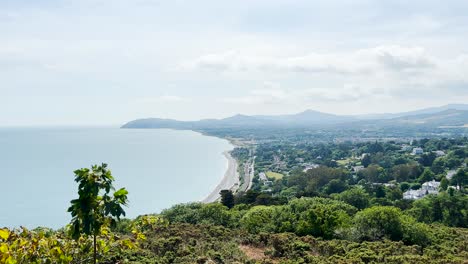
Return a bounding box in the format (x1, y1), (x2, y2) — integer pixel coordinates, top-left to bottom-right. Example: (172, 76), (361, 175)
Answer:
(259, 172), (268, 181)
(352, 166), (365, 173)
(412, 148), (424, 155)
(403, 180), (440, 200)
(303, 163), (319, 172)
(433, 150), (446, 157)
(295, 158), (305, 163)
(421, 180), (440, 192)
(403, 189), (426, 200)
(264, 180), (273, 186)
(401, 145), (412, 151)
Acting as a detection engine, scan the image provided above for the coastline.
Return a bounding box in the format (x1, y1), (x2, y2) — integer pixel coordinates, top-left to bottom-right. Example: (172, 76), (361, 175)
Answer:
(122, 127), (245, 204)
(202, 150), (240, 203)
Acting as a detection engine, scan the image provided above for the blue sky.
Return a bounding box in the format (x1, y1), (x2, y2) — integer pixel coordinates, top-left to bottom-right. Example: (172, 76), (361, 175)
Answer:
(1, 0), (468, 126)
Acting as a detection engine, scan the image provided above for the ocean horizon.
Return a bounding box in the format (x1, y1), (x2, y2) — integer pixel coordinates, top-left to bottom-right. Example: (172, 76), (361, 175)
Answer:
(0, 127), (233, 229)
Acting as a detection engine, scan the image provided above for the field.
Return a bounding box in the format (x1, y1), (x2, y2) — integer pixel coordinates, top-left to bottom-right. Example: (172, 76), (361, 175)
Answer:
(336, 158), (352, 165)
(266, 171), (284, 179)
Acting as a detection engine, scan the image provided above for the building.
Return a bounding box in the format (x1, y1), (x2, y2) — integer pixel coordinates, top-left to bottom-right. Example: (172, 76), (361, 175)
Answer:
(295, 158), (305, 163)
(403, 180), (440, 200)
(401, 145), (412, 151)
(421, 180), (440, 192)
(352, 166), (365, 173)
(303, 163), (319, 172)
(433, 150), (446, 157)
(259, 172), (268, 181)
(412, 147), (424, 155)
(403, 189), (426, 200)
(263, 180), (273, 186)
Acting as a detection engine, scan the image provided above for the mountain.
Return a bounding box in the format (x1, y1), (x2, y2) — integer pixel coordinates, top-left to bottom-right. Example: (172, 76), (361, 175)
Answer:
(121, 109), (356, 129)
(356, 104), (468, 120)
(254, 110), (355, 124)
(384, 109), (468, 127)
(122, 105), (468, 130)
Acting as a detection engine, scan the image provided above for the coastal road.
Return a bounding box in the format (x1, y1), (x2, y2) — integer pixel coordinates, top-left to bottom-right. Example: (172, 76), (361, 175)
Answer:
(239, 155), (255, 192)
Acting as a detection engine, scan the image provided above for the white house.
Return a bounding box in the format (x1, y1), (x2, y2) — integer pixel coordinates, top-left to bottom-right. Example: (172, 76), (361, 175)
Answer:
(403, 189), (426, 200)
(412, 148), (424, 155)
(403, 180), (440, 200)
(421, 180), (440, 192)
(303, 163), (319, 172)
(352, 166), (365, 173)
(433, 150), (446, 157)
(259, 172), (268, 181)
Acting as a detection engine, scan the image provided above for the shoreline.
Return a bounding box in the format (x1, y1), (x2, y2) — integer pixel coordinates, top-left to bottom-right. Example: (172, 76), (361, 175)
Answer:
(123, 127), (245, 204)
(202, 150), (240, 203)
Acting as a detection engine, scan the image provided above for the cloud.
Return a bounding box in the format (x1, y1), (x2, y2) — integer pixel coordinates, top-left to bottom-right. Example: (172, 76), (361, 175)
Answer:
(221, 82), (391, 106)
(368, 45), (435, 72)
(179, 45), (435, 75)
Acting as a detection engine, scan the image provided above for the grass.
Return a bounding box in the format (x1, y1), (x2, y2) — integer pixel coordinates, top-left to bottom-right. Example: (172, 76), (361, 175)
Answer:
(266, 171), (284, 180)
(337, 159), (352, 165)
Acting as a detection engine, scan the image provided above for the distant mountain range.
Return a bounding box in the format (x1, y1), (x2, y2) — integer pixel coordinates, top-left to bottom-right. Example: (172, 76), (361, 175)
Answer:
(355, 104), (468, 120)
(122, 104), (468, 130)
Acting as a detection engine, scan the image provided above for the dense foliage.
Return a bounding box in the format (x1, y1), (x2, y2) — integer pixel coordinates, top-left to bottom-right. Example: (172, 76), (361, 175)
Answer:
(1, 137), (467, 263)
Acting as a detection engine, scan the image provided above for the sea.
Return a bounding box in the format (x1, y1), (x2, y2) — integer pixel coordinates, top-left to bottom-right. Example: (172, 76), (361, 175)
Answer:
(0, 127), (233, 229)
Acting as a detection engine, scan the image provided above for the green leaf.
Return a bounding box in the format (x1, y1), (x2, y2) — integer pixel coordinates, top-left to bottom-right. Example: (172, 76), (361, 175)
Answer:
(114, 188), (128, 198)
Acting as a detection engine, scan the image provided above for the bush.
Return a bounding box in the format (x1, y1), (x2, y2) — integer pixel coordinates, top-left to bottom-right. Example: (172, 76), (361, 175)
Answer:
(353, 206), (404, 241)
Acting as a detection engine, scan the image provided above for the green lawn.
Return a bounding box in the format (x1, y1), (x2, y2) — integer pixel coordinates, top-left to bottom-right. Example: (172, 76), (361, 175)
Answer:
(337, 159), (352, 165)
(266, 171), (284, 180)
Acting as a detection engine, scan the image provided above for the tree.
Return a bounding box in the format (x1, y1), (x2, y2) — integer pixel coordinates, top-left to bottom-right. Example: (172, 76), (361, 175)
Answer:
(440, 177), (449, 191)
(362, 154), (371, 168)
(392, 163), (421, 182)
(418, 152), (436, 167)
(323, 179), (347, 194)
(431, 158), (446, 174)
(68, 163), (129, 264)
(220, 190), (235, 209)
(451, 168), (467, 190)
(375, 185), (386, 198)
(354, 206), (404, 241)
(335, 187), (370, 210)
(418, 168), (435, 183)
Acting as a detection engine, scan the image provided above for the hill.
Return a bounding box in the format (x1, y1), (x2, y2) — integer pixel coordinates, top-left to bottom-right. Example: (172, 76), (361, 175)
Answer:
(122, 104), (468, 131)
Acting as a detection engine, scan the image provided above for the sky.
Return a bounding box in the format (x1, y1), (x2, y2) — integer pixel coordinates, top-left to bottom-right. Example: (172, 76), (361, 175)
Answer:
(1, 0), (468, 126)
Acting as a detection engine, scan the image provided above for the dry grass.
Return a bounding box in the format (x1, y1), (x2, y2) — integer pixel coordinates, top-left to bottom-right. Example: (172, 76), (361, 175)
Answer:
(239, 245), (267, 261)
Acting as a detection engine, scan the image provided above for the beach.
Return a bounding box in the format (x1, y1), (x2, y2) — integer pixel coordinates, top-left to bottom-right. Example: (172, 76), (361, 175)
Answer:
(202, 151), (240, 203)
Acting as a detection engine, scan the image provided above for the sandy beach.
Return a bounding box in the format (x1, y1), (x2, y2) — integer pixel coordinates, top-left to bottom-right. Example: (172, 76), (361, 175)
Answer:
(202, 151), (240, 203)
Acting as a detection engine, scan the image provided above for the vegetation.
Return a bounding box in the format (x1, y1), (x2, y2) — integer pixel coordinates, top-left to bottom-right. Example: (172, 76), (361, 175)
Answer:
(68, 163), (129, 264)
(266, 171), (284, 180)
(1, 137), (467, 263)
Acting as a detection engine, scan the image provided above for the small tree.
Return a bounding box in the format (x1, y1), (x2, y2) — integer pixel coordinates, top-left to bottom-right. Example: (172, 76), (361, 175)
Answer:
(68, 163), (129, 264)
(362, 154), (372, 168)
(451, 168), (467, 190)
(220, 189), (235, 209)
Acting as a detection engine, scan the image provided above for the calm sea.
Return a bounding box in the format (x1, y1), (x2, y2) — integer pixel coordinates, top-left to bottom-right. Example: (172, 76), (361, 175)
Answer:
(0, 127), (232, 229)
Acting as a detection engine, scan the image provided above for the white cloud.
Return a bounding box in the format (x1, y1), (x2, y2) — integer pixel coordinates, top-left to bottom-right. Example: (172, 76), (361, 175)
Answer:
(179, 45), (435, 75)
(221, 82), (392, 106)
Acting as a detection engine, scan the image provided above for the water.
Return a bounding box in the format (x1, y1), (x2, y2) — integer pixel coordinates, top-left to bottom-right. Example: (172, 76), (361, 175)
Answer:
(0, 127), (232, 229)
